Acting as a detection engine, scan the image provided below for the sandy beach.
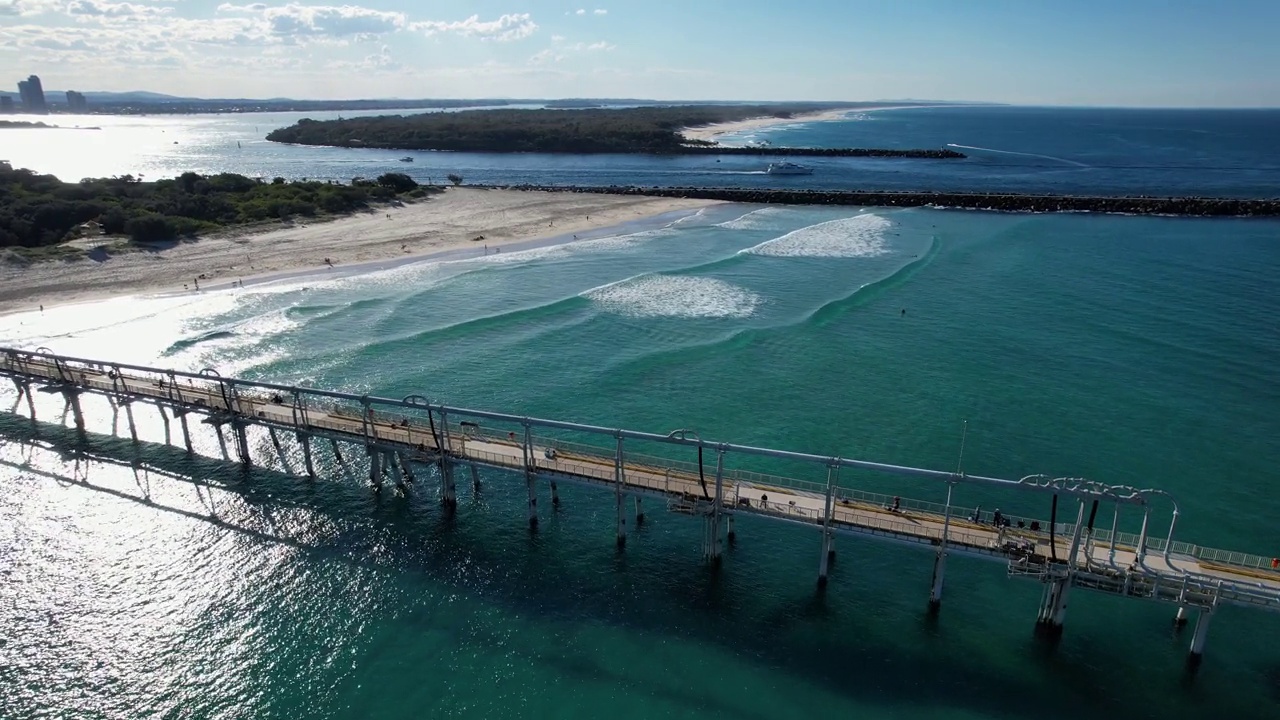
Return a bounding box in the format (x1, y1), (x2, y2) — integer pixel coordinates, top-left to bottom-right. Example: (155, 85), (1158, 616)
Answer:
(0, 188), (718, 316)
(680, 105), (941, 144)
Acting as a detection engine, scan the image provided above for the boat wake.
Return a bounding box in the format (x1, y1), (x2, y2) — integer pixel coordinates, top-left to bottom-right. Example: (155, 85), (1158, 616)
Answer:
(946, 143), (1089, 167)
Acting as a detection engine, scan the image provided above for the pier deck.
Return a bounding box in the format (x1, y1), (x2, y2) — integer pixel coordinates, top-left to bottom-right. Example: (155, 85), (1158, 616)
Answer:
(3, 346), (1278, 662)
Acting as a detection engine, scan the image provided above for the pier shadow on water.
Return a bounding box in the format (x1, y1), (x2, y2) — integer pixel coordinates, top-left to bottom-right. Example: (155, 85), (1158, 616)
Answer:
(1, 411), (1277, 720)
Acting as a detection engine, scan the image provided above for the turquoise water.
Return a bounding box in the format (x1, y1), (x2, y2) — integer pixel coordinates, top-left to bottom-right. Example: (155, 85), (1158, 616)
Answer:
(4, 197), (1280, 718)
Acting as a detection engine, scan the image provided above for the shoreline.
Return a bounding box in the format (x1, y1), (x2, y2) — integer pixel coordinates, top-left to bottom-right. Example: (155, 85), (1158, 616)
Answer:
(0, 188), (718, 317)
(679, 105), (934, 144)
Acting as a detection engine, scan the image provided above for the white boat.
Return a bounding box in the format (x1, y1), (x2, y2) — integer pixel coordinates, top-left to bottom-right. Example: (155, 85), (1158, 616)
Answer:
(766, 161), (813, 175)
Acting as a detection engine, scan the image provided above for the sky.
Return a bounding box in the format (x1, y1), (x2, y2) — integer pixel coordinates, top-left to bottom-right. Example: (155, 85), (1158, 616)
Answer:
(1, 0), (1278, 106)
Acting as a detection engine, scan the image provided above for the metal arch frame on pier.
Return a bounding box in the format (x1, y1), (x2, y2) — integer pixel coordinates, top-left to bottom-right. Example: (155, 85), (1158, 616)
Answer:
(0, 346), (1156, 508)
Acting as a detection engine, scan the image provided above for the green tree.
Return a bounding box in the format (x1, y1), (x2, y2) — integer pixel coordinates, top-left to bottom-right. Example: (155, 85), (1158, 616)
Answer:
(376, 172), (418, 192)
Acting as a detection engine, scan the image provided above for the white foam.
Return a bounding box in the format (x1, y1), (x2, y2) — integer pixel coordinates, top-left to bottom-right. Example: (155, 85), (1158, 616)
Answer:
(740, 213), (892, 258)
(715, 207), (788, 230)
(477, 227), (675, 266)
(582, 275), (761, 319)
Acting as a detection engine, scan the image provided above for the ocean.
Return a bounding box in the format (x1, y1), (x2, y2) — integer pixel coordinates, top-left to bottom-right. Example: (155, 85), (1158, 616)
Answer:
(2, 107), (1280, 719)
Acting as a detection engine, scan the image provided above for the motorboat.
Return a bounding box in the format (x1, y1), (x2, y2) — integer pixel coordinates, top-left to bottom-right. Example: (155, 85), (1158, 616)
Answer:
(399, 156), (414, 162)
(766, 161), (812, 175)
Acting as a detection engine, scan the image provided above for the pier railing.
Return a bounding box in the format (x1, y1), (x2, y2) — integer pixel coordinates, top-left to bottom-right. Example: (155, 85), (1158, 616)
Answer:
(2, 346), (1278, 579)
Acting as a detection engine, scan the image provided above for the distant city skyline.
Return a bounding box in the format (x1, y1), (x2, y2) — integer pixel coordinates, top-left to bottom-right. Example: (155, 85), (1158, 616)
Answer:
(1, 1), (1278, 108)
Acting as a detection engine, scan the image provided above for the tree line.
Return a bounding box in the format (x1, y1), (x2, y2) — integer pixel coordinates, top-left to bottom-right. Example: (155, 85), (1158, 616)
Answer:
(265, 105), (843, 154)
(0, 163), (433, 250)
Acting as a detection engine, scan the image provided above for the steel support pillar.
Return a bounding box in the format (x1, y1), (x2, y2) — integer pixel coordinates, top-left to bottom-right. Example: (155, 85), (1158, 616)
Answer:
(929, 551), (948, 612)
(523, 423), (537, 530)
(439, 410), (456, 506)
(298, 433), (316, 478)
(123, 399), (138, 443)
(442, 452), (457, 508)
(551, 481), (561, 508)
(1135, 506), (1152, 566)
(818, 467), (837, 588)
(470, 463), (481, 492)
(1188, 608), (1213, 664)
(179, 412), (193, 453)
(233, 422), (251, 467)
(1035, 577), (1069, 636)
(20, 380), (36, 418)
(397, 452), (416, 485)
(702, 514), (719, 561)
(614, 435), (626, 548)
(156, 403), (171, 445)
(930, 482), (955, 612)
(388, 451), (408, 495)
(214, 423), (230, 461)
(63, 387), (85, 433)
(726, 514), (735, 544)
(634, 496), (644, 525)
(1174, 605), (1188, 629)
(817, 529), (833, 588)
(706, 449), (725, 565)
(368, 446), (382, 490)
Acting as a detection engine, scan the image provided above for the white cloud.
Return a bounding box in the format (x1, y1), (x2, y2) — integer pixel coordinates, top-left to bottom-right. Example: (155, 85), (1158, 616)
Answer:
(529, 48), (563, 65)
(529, 39), (614, 64)
(0, 0), (63, 16)
(411, 13), (536, 41)
(218, 3), (407, 36)
(65, 0), (174, 18)
(593, 8), (606, 14)
(574, 8), (584, 15)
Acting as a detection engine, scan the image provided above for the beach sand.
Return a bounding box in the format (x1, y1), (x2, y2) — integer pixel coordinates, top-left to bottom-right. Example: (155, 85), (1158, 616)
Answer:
(0, 188), (718, 316)
(680, 105), (941, 144)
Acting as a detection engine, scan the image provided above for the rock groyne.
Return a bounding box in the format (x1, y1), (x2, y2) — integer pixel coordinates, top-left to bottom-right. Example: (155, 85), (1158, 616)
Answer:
(488, 185), (1280, 217)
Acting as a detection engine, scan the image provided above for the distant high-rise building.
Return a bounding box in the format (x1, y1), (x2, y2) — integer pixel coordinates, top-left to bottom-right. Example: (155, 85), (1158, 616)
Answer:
(66, 90), (87, 111)
(0, 96), (13, 113)
(17, 75), (47, 114)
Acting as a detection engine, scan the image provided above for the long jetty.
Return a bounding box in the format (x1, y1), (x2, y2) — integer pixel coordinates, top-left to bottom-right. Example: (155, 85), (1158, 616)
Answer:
(492, 184), (1280, 217)
(3, 346), (1279, 667)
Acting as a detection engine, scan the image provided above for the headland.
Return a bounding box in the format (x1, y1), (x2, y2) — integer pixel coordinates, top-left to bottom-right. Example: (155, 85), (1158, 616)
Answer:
(265, 105), (959, 158)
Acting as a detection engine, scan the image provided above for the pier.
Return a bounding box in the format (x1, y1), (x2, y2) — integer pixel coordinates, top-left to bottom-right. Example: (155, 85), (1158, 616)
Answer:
(3, 346), (1279, 667)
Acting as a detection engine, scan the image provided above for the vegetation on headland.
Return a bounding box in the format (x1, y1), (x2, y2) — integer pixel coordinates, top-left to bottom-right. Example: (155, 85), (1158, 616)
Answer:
(266, 105), (866, 154)
(0, 162), (435, 256)
(0, 120), (54, 129)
